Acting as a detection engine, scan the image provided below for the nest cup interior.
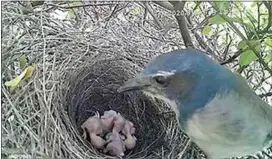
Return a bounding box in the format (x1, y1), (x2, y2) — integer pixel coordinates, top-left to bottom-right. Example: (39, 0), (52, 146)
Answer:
(63, 58), (204, 159)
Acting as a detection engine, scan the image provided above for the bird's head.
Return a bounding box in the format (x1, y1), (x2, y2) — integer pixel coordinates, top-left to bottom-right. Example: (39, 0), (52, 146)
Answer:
(118, 49), (238, 124)
(118, 48), (225, 100)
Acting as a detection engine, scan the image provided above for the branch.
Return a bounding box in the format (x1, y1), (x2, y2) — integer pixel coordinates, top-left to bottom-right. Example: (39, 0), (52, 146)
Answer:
(105, 4), (119, 21)
(258, 92), (272, 98)
(143, 2), (164, 29)
(248, 1), (271, 39)
(262, 1), (272, 33)
(186, 17), (215, 56)
(222, 35), (232, 61)
(46, 3), (117, 9)
(169, 1), (194, 48)
(153, 1), (174, 10)
(220, 50), (242, 65)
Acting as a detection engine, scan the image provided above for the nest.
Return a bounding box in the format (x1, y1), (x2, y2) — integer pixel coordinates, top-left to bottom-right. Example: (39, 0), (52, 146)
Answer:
(62, 55), (206, 159)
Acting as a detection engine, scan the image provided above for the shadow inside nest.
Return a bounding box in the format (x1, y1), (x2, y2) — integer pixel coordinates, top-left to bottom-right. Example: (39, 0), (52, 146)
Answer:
(63, 58), (206, 159)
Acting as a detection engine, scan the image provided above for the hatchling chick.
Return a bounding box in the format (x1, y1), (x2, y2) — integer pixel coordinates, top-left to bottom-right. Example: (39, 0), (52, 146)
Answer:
(104, 129), (126, 157)
(101, 110), (117, 133)
(81, 112), (106, 149)
(122, 120), (137, 150)
(112, 113), (126, 133)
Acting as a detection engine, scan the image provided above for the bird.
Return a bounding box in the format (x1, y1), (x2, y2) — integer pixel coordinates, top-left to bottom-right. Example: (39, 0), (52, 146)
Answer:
(101, 110), (126, 133)
(101, 110), (117, 133)
(104, 129), (126, 157)
(81, 112), (107, 149)
(112, 113), (126, 133)
(122, 120), (137, 150)
(117, 48), (272, 159)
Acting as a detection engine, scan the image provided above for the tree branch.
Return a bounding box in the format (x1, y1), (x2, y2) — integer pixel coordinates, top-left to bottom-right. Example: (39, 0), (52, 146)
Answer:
(47, 2), (117, 9)
(186, 17), (216, 57)
(258, 92), (272, 98)
(263, 1), (272, 33)
(143, 2), (164, 29)
(220, 50), (242, 65)
(169, 1), (194, 48)
(153, 1), (174, 10)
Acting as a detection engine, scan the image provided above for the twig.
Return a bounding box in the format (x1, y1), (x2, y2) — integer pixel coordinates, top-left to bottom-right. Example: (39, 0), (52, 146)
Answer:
(262, 1), (272, 34)
(186, 17), (215, 56)
(258, 92), (272, 98)
(191, 16), (211, 32)
(222, 35), (232, 61)
(143, 2), (164, 29)
(257, 2), (261, 31)
(220, 50), (242, 65)
(105, 4), (119, 21)
(82, 2), (95, 23)
(153, 1), (174, 10)
(248, 1), (271, 38)
(169, 1), (194, 48)
(143, 6), (148, 26)
(46, 3), (117, 9)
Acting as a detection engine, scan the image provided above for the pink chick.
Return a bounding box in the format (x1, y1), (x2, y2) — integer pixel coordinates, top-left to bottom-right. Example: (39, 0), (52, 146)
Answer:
(103, 129), (126, 157)
(81, 112), (106, 149)
(89, 133), (107, 149)
(122, 120), (137, 150)
(101, 110), (117, 133)
(112, 113), (126, 133)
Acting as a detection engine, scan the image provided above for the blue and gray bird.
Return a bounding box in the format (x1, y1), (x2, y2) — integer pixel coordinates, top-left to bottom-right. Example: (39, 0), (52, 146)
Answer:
(118, 49), (272, 159)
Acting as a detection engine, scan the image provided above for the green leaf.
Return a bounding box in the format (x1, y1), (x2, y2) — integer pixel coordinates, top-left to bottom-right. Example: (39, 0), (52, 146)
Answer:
(4, 66), (35, 91)
(203, 26), (212, 35)
(251, 2), (257, 8)
(68, 9), (76, 19)
(31, 1), (44, 7)
(71, 0), (82, 5)
(238, 40), (261, 53)
(238, 40), (247, 50)
(19, 55), (27, 69)
(133, 7), (141, 15)
(265, 38), (272, 47)
(248, 40), (261, 52)
(4, 68), (27, 91)
(239, 50), (258, 66)
(209, 15), (227, 24)
(230, 17), (243, 23)
(194, 7), (200, 14)
(25, 65), (35, 79)
(215, 2), (230, 13)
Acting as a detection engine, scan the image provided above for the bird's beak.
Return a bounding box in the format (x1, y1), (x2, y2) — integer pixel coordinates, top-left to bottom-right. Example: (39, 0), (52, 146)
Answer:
(117, 76), (151, 93)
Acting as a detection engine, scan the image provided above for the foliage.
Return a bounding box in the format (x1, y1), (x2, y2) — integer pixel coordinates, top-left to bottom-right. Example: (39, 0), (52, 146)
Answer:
(207, 2), (271, 68)
(185, 1), (271, 102)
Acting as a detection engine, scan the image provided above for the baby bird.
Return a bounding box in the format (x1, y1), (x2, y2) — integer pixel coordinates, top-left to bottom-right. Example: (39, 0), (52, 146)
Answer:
(122, 120), (137, 150)
(101, 110), (117, 133)
(81, 112), (106, 149)
(104, 129), (126, 157)
(89, 133), (107, 149)
(113, 113), (126, 133)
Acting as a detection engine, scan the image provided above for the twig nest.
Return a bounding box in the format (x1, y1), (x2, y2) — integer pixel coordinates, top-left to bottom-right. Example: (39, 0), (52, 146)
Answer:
(65, 58), (206, 158)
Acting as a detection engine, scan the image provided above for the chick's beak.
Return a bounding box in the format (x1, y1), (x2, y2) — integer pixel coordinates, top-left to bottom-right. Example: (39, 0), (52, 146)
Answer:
(117, 76), (151, 93)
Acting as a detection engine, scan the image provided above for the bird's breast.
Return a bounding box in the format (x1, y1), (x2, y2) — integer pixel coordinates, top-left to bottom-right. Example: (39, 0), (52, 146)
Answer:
(185, 92), (270, 159)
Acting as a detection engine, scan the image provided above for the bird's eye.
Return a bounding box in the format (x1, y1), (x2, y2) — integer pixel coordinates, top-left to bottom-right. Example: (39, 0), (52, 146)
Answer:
(153, 75), (168, 85)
